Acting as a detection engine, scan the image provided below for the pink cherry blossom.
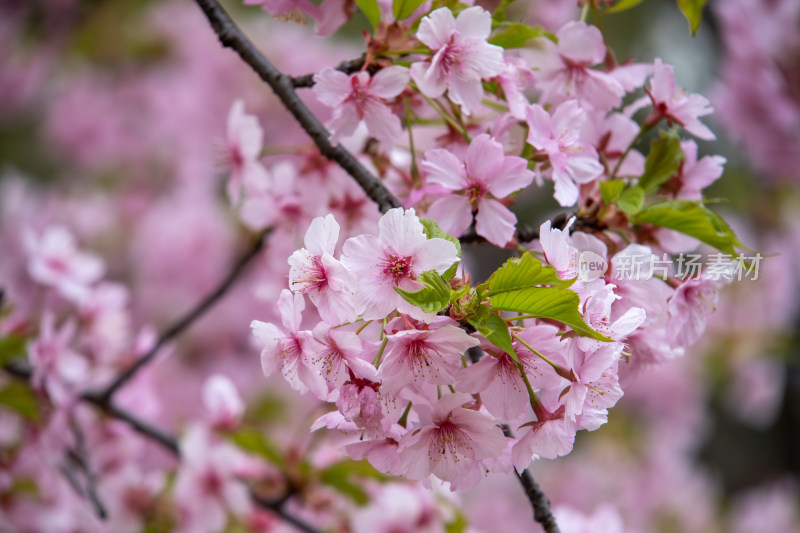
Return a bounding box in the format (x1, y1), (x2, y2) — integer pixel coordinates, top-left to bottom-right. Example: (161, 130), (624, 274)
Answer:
(646, 58), (716, 140)
(24, 225), (104, 302)
(495, 55), (535, 119)
(314, 66), (409, 147)
(457, 348), (530, 422)
(667, 273), (726, 348)
(244, 0), (352, 37)
(174, 425), (252, 533)
(202, 374), (244, 430)
(288, 214), (360, 325)
(399, 393), (506, 488)
(410, 7), (505, 115)
(511, 407), (576, 471)
(554, 504), (630, 533)
(340, 208), (459, 321)
(422, 133), (534, 246)
(309, 322), (369, 394)
(669, 140), (726, 200)
(250, 289), (328, 400)
(351, 483), (442, 533)
(378, 324), (479, 395)
(526, 100), (604, 206)
(528, 21), (625, 111)
(28, 313), (88, 404)
(224, 99), (268, 204)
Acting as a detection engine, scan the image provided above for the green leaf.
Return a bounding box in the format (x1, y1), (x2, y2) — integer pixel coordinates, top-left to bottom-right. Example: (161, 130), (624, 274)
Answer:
(320, 460), (388, 505)
(677, 0), (708, 36)
(0, 335), (26, 367)
(600, 181), (625, 205)
(616, 186), (645, 214)
(392, 0), (425, 20)
(0, 382), (38, 421)
(634, 200), (745, 256)
(394, 270), (451, 314)
(490, 287), (611, 341)
(420, 218), (461, 281)
(606, 0), (646, 13)
(445, 511), (469, 533)
(488, 23), (552, 48)
(420, 218), (461, 256)
(355, 0), (382, 28)
(638, 130), (685, 194)
(487, 253), (574, 295)
(467, 313), (517, 362)
(228, 429), (284, 466)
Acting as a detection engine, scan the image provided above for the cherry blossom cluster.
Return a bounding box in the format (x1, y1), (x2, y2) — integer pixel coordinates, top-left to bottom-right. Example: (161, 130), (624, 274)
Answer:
(0, 0), (771, 531)
(243, 3), (739, 494)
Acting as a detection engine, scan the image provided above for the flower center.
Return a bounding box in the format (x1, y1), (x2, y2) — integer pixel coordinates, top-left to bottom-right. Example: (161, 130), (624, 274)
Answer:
(381, 254), (415, 284)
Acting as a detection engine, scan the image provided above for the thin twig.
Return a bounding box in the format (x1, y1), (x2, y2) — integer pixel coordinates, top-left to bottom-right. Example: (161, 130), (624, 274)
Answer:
(90, 228), (272, 402)
(291, 55), (366, 88)
(192, 0), (401, 214)
(68, 417), (108, 520)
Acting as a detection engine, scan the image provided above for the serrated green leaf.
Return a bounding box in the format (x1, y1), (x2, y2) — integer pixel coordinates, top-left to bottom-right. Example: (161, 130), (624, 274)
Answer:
(0, 335), (26, 367)
(0, 382), (38, 421)
(490, 287), (611, 341)
(488, 23), (552, 48)
(617, 186), (645, 214)
(600, 181), (625, 205)
(355, 0), (382, 28)
(467, 313), (518, 363)
(606, 0), (646, 13)
(488, 253), (574, 295)
(394, 270), (451, 313)
(634, 200), (745, 256)
(638, 130), (685, 194)
(677, 0), (708, 36)
(392, 0), (425, 20)
(228, 429), (284, 466)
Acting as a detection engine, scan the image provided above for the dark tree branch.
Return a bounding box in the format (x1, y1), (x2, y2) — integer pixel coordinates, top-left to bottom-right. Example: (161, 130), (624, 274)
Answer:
(516, 468), (561, 533)
(503, 423), (561, 533)
(89, 228), (272, 402)
(88, 397), (181, 456)
(291, 55), (366, 88)
(193, 0), (401, 214)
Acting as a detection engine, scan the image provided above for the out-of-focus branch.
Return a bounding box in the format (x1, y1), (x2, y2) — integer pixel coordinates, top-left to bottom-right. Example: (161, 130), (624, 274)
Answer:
(67, 417), (108, 520)
(3, 360), (322, 533)
(193, 0), (401, 214)
(291, 55), (366, 88)
(89, 228), (272, 403)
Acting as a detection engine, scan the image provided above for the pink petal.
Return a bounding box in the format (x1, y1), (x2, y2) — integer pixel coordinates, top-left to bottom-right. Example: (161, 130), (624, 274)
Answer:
(421, 149), (467, 191)
(369, 66), (410, 98)
(417, 8), (455, 49)
(475, 198), (517, 247)
(426, 195), (473, 237)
